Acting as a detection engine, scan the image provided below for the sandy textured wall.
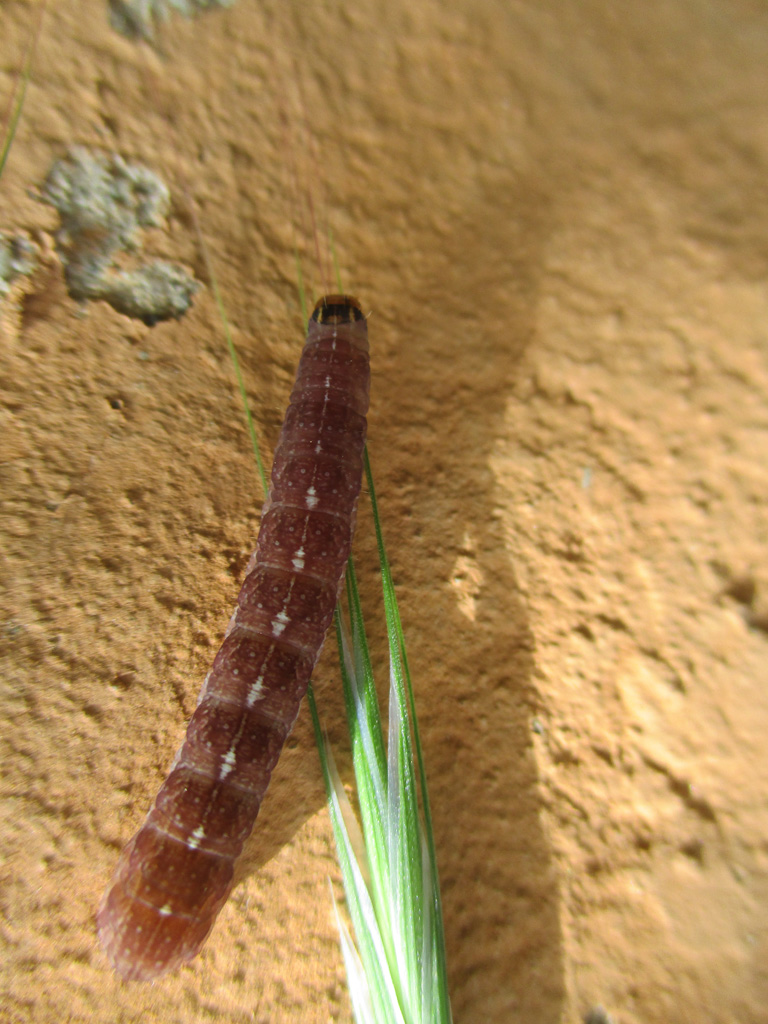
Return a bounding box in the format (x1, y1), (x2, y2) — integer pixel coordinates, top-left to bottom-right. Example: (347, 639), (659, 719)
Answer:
(1, 1), (768, 1022)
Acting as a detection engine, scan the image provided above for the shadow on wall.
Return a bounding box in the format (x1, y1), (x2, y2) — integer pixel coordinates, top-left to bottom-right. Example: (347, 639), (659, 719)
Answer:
(383, 170), (564, 1022)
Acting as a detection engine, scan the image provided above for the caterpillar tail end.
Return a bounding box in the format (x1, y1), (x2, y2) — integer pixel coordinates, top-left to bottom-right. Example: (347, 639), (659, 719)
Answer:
(96, 830), (224, 982)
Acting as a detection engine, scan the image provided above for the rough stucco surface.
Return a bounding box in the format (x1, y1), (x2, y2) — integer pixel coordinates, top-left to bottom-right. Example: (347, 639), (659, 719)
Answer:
(1, 1), (768, 1021)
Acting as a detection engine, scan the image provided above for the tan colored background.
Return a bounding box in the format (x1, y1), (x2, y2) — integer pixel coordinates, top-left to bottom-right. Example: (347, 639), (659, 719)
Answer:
(2, 1), (768, 1021)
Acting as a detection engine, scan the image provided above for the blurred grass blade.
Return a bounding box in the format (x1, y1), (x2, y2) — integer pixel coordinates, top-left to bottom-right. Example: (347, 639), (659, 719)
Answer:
(294, 249), (308, 323)
(330, 229), (343, 293)
(332, 889), (376, 1024)
(0, 1), (47, 181)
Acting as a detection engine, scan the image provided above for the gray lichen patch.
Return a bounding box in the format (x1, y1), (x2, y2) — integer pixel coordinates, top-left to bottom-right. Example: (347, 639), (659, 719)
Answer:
(42, 148), (198, 325)
(0, 234), (37, 296)
(108, 0), (236, 41)
(84, 262), (200, 323)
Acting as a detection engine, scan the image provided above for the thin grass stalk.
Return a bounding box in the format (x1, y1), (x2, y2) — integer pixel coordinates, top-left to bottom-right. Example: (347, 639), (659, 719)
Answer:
(186, 195), (269, 494)
(0, 0), (47, 181)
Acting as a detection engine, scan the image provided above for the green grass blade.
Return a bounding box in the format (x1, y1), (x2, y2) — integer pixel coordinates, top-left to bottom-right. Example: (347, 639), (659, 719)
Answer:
(322, 469), (453, 1022)
(307, 689), (406, 1024)
(364, 448), (453, 1022)
(336, 605), (388, 841)
(340, 561), (388, 794)
(335, 605), (389, 897)
(388, 659), (425, 1019)
(335, 585), (397, 963)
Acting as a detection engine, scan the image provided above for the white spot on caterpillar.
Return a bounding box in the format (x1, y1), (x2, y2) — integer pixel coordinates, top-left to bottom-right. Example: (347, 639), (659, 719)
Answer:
(219, 748), (237, 779)
(247, 674), (266, 706)
(306, 485), (318, 510)
(158, 904), (173, 916)
(271, 574), (296, 636)
(185, 826), (207, 850)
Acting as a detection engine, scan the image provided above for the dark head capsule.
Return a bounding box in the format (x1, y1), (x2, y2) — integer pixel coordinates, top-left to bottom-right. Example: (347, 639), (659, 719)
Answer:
(311, 294), (365, 325)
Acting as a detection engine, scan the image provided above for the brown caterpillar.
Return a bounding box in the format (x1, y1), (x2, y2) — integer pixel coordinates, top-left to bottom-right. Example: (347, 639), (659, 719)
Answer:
(97, 294), (370, 981)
